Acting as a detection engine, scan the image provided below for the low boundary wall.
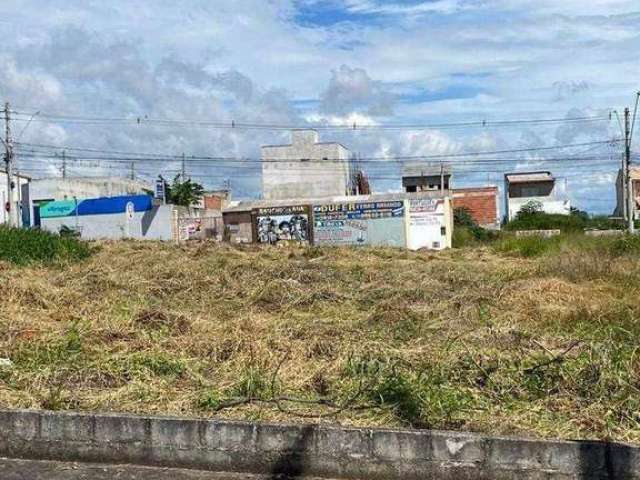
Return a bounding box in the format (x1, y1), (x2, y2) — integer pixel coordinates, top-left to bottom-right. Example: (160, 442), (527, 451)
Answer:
(0, 409), (638, 479)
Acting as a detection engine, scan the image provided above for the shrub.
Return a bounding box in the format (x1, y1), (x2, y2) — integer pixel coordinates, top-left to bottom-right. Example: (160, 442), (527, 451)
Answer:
(453, 207), (499, 247)
(608, 235), (640, 256)
(0, 226), (91, 265)
(493, 235), (561, 258)
(507, 209), (623, 233)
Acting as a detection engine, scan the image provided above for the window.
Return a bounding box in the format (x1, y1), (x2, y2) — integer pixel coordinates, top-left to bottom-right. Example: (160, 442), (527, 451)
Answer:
(300, 158), (310, 162)
(433, 242), (441, 249)
(440, 227), (446, 236)
(406, 185), (417, 193)
(521, 186), (545, 197)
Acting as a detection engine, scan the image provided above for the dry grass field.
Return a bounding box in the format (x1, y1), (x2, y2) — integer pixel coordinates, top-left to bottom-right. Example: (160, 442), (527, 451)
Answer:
(1, 238), (639, 443)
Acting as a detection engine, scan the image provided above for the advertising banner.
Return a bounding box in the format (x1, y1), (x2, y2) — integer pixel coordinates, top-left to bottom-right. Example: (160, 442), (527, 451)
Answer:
(254, 205), (310, 244)
(39, 200), (77, 218)
(407, 199), (447, 250)
(313, 201), (405, 247)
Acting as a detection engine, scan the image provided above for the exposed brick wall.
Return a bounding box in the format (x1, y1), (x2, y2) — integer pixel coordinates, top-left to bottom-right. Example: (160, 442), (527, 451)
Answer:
(204, 195), (223, 210)
(453, 187), (499, 227)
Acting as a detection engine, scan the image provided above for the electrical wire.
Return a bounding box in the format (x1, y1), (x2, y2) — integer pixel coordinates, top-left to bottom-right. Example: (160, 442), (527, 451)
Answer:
(9, 110), (611, 131)
(13, 139), (622, 164)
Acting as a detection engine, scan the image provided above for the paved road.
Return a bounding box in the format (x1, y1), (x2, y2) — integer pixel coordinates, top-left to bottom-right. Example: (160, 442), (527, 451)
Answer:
(0, 458), (335, 480)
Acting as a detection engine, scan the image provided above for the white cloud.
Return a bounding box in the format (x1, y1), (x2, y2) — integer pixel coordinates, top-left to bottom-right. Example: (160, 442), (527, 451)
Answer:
(320, 65), (394, 116)
(0, 0), (636, 210)
(305, 112), (379, 126)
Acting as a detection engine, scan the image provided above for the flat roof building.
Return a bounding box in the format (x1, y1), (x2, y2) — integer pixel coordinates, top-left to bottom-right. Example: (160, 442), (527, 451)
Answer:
(402, 163), (452, 192)
(614, 166), (640, 220)
(505, 171), (570, 220)
(27, 176), (153, 227)
(262, 130), (352, 200)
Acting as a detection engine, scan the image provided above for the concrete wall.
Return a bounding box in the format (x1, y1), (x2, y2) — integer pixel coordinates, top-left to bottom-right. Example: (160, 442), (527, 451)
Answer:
(507, 197), (571, 220)
(262, 130), (351, 200)
(407, 198), (453, 251)
(41, 205), (175, 241)
(28, 177), (153, 227)
(313, 201), (406, 248)
(0, 409), (638, 479)
(222, 211), (253, 243)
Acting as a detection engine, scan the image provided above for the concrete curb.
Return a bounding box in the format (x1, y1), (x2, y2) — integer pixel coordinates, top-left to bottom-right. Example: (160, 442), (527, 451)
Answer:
(0, 409), (638, 479)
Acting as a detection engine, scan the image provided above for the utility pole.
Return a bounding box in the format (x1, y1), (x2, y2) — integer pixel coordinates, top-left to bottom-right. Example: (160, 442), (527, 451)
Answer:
(4, 102), (14, 227)
(181, 153), (186, 180)
(624, 107), (635, 234)
(130, 161), (135, 180)
(62, 150), (67, 179)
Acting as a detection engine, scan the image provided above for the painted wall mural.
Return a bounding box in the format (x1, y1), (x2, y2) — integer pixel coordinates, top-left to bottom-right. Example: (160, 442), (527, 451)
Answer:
(253, 205), (310, 244)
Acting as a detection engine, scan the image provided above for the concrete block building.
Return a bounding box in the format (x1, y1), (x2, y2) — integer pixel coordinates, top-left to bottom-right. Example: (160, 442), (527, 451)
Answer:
(504, 171), (570, 220)
(26, 177), (153, 227)
(0, 170), (30, 226)
(402, 163), (451, 192)
(614, 166), (640, 220)
(401, 163), (500, 229)
(262, 130), (352, 200)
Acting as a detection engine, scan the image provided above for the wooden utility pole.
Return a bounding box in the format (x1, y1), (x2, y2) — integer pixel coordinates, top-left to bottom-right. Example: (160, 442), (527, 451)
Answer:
(4, 102), (14, 227)
(624, 107), (635, 234)
(181, 153), (186, 180)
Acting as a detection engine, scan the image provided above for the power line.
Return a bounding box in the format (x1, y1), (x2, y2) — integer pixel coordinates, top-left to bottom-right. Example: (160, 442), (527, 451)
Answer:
(13, 139), (622, 163)
(12, 154), (618, 172)
(9, 110), (611, 131)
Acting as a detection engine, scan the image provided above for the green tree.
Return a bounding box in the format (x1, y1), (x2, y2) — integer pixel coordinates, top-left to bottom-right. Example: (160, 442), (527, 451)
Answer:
(167, 176), (204, 207)
(518, 200), (544, 217)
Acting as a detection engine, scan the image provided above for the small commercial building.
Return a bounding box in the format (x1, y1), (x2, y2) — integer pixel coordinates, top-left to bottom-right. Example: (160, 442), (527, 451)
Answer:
(39, 194), (178, 241)
(1, 170), (30, 226)
(401, 165), (499, 229)
(262, 130), (352, 200)
(38, 193), (214, 242)
(27, 177), (153, 228)
(614, 167), (640, 220)
(505, 171), (570, 220)
(223, 192), (453, 251)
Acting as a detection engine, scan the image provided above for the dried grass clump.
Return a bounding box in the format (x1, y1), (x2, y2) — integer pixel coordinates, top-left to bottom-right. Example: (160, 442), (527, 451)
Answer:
(0, 240), (639, 443)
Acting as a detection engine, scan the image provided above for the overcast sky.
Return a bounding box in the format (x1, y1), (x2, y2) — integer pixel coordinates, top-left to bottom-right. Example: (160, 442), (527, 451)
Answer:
(0, 0), (638, 212)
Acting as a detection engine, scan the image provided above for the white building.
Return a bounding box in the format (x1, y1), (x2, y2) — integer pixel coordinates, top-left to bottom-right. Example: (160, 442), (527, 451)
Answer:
(505, 171), (570, 220)
(614, 166), (640, 220)
(0, 170), (30, 226)
(26, 177), (153, 227)
(262, 130), (352, 200)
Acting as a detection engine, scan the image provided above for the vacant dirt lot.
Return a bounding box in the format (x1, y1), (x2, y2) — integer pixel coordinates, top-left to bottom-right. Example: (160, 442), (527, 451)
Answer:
(1, 240), (639, 443)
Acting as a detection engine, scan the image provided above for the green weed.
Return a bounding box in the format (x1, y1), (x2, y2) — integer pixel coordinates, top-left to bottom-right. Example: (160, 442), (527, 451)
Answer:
(0, 226), (91, 265)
